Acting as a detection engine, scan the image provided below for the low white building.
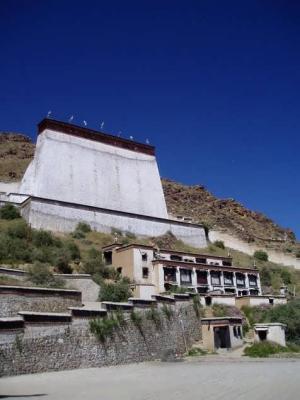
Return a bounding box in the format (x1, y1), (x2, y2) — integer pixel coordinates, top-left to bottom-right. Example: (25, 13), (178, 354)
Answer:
(254, 323), (287, 347)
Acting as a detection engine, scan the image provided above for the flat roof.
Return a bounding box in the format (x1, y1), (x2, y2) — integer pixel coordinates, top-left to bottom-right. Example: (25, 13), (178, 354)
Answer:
(114, 243), (155, 253)
(102, 243), (124, 251)
(202, 317), (243, 321)
(109, 242), (232, 261)
(38, 118), (155, 156)
(254, 323), (287, 327)
(159, 248), (232, 261)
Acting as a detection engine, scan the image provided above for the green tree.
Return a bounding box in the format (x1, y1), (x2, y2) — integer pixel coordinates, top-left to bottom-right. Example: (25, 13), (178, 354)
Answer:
(254, 250), (268, 262)
(99, 278), (132, 302)
(0, 204), (20, 220)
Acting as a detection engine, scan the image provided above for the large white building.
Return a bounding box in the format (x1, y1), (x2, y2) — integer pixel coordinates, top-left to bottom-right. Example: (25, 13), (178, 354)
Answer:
(1, 119), (207, 248)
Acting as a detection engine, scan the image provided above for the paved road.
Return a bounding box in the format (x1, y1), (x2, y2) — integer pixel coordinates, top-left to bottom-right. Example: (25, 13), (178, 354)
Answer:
(1, 358), (300, 399)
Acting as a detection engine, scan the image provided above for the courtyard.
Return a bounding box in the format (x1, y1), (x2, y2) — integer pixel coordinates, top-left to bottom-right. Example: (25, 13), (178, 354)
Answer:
(1, 357), (300, 400)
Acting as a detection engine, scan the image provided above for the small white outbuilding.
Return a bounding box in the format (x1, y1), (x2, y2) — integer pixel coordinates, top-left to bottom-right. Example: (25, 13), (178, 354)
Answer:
(254, 323), (287, 347)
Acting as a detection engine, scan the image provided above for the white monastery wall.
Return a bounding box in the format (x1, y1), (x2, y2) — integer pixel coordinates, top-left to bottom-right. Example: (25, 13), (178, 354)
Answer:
(0, 181), (21, 193)
(22, 198), (207, 248)
(209, 230), (300, 269)
(211, 296), (236, 306)
(20, 129), (168, 218)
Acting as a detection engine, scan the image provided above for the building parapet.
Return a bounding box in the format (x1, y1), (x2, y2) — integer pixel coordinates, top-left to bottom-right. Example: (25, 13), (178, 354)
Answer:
(38, 118), (156, 156)
(201, 317), (243, 325)
(128, 298), (158, 308)
(0, 285), (81, 298)
(151, 294), (176, 303)
(69, 308), (108, 318)
(0, 317), (24, 332)
(18, 311), (72, 324)
(101, 302), (134, 312)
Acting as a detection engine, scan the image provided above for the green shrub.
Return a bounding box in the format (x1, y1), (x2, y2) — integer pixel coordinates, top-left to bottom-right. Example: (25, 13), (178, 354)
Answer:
(7, 219), (31, 239)
(65, 241), (81, 260)
(55, 253), (73, 274)
(187, 347), (207, 356)
(242, 323), (250, 335)
(31, 246), (55, 264)
(244, 341), (288, 358)
(260, 267), (272, 286)
(254, 250), (268, 262)
(76, 222), (91, 233)
(296, 251), (300, 259)
(99, 278), (132, 302)
(130, 310), (143, 330)
(265, 299), (300, 344)
(82, 256), (110, 277)
(32, 230), (55, 247)
(241, 305), (270, 327)
(161, 304), (174, 320)
(212, 304), (229, 317)
(113, 308), (126, 327)
(125, 231), (136, 240)
(71, 230), (85, 239)
(27, 262), (65, 288)
(87, 247), (100, 259)
(280, 269), (292, 285)
(214, 240), (225, 249)
(164, 285), (187, 295)
(0, 204), (20, 220)
(89, 317), (119, 342)
(0, 234), (31, 263)
(193, 295), (203, 318)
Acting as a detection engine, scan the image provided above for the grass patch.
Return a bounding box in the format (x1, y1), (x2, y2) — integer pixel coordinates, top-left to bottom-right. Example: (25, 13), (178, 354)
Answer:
(186, 347), (207, 356)
(89, 316), (119, 343)
(161, 304), (174, 320)
(244, 341), (300, 358)
(130, 310), (143, 331)
(193, 295), (204, 318)
(145, 307), (161, 328)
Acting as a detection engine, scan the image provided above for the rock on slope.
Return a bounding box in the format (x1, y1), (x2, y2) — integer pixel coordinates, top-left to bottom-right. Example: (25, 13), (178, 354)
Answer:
(0, 133), (34, 181)
(162, 179), (297, 249)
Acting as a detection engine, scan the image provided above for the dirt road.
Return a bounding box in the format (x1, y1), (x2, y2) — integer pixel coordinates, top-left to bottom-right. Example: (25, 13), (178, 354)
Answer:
(1, 358), (300, 399)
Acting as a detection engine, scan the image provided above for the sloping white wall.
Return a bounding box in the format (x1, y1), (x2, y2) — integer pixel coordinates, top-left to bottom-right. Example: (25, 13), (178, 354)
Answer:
(20, 129), (168, 218)
(22, 198), (207, 248)
(209, 230), (300, 270)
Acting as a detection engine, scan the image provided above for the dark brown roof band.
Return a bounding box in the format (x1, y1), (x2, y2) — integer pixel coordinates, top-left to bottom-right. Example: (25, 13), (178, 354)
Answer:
(155, 260), (258, 273)
(38, 118), (155, 156)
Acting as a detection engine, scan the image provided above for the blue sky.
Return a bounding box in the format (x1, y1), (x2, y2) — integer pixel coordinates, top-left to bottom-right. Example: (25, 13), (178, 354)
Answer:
(1, 0), (299, 238)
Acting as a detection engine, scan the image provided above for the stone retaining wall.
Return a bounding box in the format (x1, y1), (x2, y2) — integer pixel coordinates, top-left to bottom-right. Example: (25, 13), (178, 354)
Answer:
(0, 300), (201, 376)
(0, 286), (82, 317)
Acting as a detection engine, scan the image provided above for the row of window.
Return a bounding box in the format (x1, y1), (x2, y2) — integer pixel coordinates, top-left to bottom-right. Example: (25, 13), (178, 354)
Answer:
(161, 254), (232, 266)
(163, 267), (258, 287)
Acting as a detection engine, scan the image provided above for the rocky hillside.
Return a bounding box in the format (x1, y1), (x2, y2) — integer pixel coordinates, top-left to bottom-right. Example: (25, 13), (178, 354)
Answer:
(0, 132), (298, 253)
(0, 133), (34, 181)
(162, 179), (299, 253)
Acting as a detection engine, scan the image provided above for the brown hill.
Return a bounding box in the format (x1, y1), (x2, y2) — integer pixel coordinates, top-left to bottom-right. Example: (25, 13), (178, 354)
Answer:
(162, 179), (298, 253)
(0, 132), (34, 181)
(0, 132), (298, 254)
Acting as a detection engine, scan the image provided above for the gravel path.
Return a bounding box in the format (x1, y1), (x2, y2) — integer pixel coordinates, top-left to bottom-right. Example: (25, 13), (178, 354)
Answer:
(1, 358), (300, 400)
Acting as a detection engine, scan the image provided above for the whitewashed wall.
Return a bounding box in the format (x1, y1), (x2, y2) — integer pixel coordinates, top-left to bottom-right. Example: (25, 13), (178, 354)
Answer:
(0, 181), (21, 193)
(20, 129), (168, 218)
(209, 230), (300, 269)
(211, 296), (236, 306)
(22, 198), (207, 248)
